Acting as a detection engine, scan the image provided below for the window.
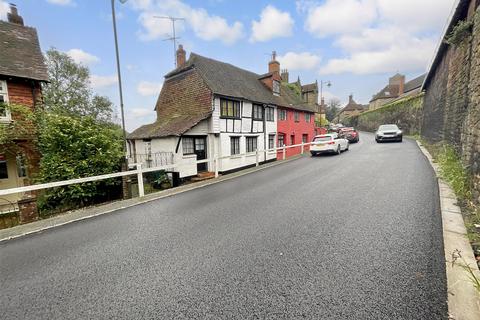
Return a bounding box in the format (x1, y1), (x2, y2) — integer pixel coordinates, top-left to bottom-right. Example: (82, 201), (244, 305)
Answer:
(265, 107), (274, 121)
(0, 80), (9, 121)
(246, 137), (257, 153)
(16, 155), (27, 177)
(305, 113), (311, 123)
(230, 137), (240, 155)
(268, 134), (275, 149)
(182, 137), (194, 154)
(220, 98), (241, 118)
(294, 111), (300, 122)
(302, 134), (308, 144)
(273, 80), (280, 96)
(291, 135), (295, 145)
(252, 104), (263, 120)
(278, 134), (285, 147)
(0, 156), (7, 179)
(278, 109), (286, 121)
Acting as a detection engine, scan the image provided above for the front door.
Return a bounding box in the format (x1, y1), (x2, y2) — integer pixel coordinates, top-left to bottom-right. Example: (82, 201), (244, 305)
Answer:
(194, 137), (207, 172)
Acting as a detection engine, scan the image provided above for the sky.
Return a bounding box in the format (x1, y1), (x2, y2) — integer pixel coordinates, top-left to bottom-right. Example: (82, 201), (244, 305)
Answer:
(0, 0), (457, 131)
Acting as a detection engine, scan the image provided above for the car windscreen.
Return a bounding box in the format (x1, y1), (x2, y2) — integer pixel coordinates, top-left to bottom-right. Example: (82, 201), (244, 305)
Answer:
(313, 136), (332, 142)
(378, 125), (398, 131)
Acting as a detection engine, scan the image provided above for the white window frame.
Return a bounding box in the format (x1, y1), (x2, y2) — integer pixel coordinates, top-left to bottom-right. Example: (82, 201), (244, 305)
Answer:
(0, 80), (11, 122)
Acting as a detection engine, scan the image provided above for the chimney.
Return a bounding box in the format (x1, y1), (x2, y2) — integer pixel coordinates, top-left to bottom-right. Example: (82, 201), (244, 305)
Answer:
(389, 73), (405, 95)
(281, 69), (289, 83)
(176, 44), (186, 68)
(349, 94), (353, 104)
(268, 51), (280, 75)
(7, 3), (24, 26)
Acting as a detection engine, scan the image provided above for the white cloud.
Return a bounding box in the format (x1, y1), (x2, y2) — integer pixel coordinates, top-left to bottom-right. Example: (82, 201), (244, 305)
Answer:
(0, 1), (9, 20)
(375, 0), (456, 32)
(66, 49), (100, 66)
(320, 36), (436, 75)
(277, 52), (321, 71)
(90, 75), (118, 89)
(250, 5), (294, 42)
(134, 0), (244, 45)
(46, 0), (75, 6)
(310, 0), (457, 75)
(305, 0), (377, 37)
(131, 107), (155, 118)
(137, 81), (163, 96)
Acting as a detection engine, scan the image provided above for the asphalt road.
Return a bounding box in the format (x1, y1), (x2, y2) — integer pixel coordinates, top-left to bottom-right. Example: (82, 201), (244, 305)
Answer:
(0, 133), (447, 319)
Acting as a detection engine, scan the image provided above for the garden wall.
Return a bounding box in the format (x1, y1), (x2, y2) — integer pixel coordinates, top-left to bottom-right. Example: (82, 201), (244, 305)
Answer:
(422, 2), (480, 203)
(344, 93), (424, 135)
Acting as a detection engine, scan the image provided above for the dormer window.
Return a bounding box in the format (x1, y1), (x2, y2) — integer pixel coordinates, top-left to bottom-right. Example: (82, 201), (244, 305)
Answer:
(0, 80), (10, 122)
(273, 80), (280, 96)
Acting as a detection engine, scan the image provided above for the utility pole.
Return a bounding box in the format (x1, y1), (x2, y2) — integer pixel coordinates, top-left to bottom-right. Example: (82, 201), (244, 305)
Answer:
(319, 80), (332, 105)
(111, 0), (127, 156)
(154, 16), (185, 67)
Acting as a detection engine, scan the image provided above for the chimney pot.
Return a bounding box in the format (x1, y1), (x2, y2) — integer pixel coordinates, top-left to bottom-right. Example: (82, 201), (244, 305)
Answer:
(7, 3), (24, 26)
(176, 44), (186, 68)
(349, 94), (353, 103)
(268, 50), (280, 75)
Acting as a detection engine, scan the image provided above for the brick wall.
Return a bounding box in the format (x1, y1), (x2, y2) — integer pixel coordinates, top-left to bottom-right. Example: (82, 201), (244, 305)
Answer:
(422, 2), (480, 203)
(5, 77), (42, 109)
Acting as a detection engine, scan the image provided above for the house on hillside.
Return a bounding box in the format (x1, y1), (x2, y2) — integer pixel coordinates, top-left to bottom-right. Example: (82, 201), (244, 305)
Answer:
(336, 95), (367, 122)
(369, 73), (426, 110)
(0, 4), (48, 222)
(128, 47), (315, 178)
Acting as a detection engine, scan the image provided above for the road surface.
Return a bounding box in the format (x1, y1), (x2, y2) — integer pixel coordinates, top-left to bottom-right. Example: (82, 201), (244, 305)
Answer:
(0, 133), (447, 319)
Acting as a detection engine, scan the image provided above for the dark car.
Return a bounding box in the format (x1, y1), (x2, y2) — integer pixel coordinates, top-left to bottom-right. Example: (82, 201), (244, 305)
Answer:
(339, 127), (359, 143)
(375, 124), (403, 142)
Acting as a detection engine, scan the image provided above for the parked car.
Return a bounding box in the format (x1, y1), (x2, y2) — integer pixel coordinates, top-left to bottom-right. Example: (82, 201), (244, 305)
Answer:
(310, 133), (349, 156)
(375, 124), (403, 142)
(339, 127), (360, 143)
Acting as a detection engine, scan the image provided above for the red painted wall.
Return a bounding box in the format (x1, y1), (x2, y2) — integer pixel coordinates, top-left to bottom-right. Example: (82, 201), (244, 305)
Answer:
(276, 107), (316, 159)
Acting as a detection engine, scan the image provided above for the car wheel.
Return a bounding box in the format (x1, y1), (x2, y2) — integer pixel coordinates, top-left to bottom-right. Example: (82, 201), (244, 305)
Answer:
(398, 137), (403, 142)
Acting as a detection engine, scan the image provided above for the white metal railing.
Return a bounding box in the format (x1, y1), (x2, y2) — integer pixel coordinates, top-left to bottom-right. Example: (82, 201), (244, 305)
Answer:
(0, 142), (314, 200)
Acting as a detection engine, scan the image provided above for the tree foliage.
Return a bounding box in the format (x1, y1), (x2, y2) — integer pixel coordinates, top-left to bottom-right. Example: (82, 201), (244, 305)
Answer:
(43, 48), (115, 122)
(325, 98), (341, 121)
(37, 114), (124, 212)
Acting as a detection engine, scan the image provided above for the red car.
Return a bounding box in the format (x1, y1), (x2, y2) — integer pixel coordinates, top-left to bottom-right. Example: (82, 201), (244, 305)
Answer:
(339, 127), (360, 143)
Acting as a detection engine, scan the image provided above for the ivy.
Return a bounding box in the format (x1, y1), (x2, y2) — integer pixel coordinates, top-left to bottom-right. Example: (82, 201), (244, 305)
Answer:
(0, 103), (40, 154)
(445, 19), (473, 46)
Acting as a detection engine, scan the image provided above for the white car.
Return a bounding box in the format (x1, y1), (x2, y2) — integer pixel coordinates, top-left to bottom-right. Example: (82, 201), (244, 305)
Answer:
(310, 133), (349, 156)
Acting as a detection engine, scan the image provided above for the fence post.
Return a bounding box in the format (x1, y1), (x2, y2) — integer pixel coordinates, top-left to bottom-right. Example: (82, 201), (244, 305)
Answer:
(255, 148), (259, 167)
(301, 141), (304, 154)
(283, 145), (286, 160)
(214, 154), (219, 178)
(137, 163), (145, 197)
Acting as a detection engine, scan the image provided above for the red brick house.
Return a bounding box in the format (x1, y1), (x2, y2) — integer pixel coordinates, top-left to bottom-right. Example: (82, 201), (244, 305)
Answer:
(0, 4), (48, 222)
(276, 71), (317, 160)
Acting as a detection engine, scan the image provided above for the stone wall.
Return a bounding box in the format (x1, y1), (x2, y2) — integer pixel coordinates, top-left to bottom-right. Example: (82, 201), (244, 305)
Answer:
(422, 2), (480, 204)
(344, 93), (424, 135)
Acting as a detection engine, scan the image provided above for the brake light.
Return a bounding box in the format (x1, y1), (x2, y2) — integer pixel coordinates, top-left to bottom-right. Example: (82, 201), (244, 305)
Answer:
(327, 141), (335, 145)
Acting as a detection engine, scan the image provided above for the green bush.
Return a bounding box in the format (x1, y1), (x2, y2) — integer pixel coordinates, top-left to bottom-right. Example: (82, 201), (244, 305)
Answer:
(36, 113), (124, 213)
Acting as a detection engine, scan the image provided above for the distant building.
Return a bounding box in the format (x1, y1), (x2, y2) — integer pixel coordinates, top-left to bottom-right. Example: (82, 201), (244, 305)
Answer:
(0, 4), (48, 221)
(369, 73), (426, 110)
(337, 95), (367, 122)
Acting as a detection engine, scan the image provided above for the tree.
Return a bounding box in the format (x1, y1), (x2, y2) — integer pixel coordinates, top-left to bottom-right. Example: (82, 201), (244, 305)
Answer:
(43, 48), (115, 122)
(325, 98), (342, 122)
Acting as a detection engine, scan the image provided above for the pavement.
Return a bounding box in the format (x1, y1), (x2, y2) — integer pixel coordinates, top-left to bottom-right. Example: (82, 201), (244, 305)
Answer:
(0, 133), (448, 319)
